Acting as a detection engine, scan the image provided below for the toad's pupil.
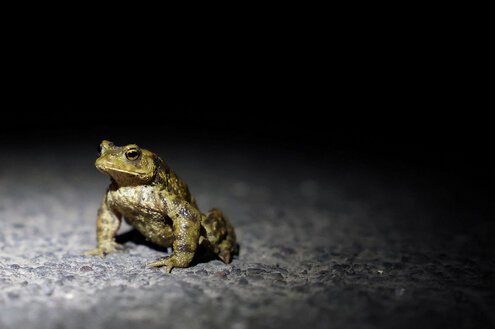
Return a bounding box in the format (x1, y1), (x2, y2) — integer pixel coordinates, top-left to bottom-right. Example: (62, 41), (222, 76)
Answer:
(127, 150), (139, 160)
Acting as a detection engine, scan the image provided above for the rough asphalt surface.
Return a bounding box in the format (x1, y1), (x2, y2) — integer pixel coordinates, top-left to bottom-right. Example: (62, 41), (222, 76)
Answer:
(1, 140), (493, 329)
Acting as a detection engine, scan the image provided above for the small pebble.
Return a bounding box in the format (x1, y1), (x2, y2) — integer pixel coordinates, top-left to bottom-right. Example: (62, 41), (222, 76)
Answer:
(80, 266), (93, 272)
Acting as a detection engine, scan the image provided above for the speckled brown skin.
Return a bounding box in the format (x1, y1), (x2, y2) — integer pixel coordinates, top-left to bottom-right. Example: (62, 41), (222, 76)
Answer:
(83, 140), (237, 273)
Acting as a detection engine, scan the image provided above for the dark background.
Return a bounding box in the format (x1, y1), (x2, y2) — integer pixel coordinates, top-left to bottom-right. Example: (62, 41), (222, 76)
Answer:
(4, 80), (492, 225)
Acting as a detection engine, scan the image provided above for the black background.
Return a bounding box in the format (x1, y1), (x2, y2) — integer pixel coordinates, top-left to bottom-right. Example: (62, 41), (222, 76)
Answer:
(2, 19), (492, 226)
(5, 76), (492, 198)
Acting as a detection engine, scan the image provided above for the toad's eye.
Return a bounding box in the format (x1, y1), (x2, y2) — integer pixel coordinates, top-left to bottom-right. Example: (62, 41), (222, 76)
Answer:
(125, 148), (140, 161)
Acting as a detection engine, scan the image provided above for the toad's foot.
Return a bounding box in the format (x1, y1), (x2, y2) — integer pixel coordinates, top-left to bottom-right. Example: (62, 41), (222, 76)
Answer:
(82, 241), (127, 258)
(146, 254), (191, 274)
(218, 247), (232, 264)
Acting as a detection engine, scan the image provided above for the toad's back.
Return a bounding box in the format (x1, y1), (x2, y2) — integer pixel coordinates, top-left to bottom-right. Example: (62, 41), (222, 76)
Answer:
(150, 155), (197, 208)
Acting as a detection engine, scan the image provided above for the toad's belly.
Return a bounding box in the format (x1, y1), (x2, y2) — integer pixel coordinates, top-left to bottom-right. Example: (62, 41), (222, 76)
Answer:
(124, 213), (175, 247)
(107, 187), (175, 247)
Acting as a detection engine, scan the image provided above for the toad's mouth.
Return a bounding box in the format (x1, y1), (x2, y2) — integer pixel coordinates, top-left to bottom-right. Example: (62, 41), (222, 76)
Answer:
(106, 167), (140, 176)
(96, 162), (141, 177)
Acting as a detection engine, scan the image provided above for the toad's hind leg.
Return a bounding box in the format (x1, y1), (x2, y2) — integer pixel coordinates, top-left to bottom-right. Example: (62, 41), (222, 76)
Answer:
(201, 209), (237, 263)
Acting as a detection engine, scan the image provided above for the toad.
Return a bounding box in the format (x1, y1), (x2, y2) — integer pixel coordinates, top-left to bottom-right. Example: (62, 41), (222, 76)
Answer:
(83, 140), (237, 273)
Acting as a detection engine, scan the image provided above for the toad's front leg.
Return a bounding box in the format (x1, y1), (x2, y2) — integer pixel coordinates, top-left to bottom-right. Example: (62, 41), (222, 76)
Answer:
(82, 193), (125, 257)
(147, 193), (201, 273)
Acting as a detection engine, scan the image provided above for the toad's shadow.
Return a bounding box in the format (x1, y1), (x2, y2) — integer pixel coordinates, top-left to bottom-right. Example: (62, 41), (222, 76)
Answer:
(116, 229), (168, 252)
(115, 229), (239, 266)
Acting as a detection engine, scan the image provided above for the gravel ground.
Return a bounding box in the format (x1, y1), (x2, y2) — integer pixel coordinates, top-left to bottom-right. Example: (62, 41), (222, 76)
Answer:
(1, 140), (494, 329)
